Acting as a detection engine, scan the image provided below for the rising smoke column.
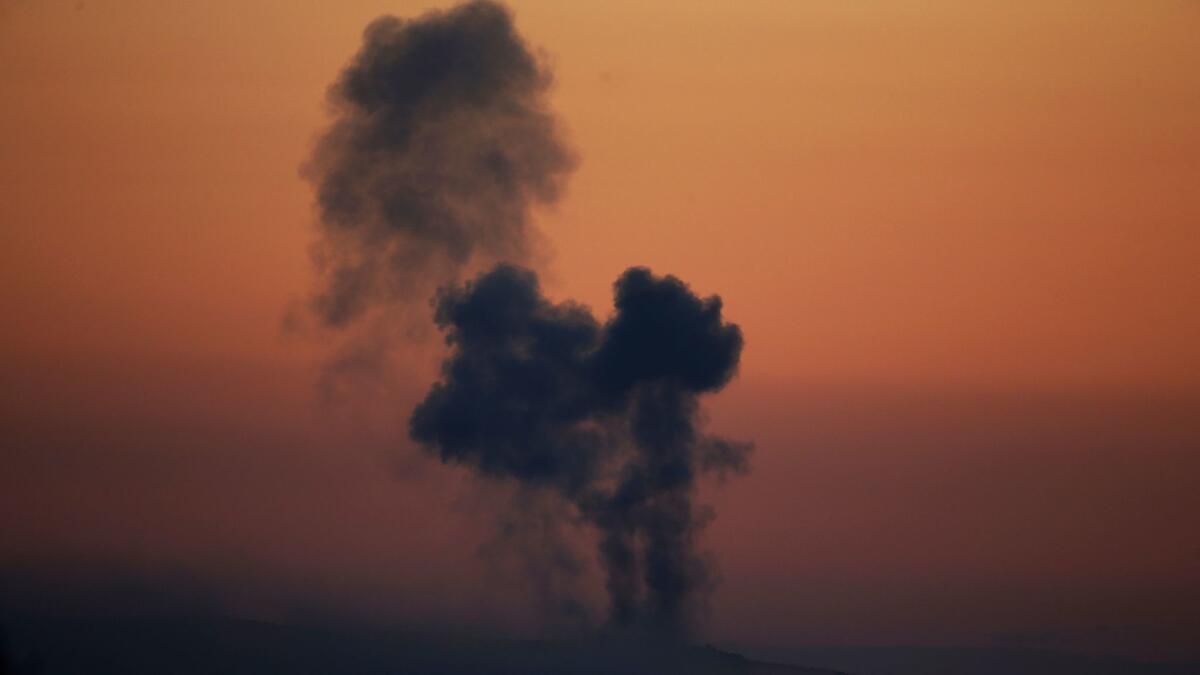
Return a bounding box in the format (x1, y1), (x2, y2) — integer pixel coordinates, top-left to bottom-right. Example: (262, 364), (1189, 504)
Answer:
(303, 0), (574, 329)
(411, 265), (752, 636)
(304, 0), (751, 637)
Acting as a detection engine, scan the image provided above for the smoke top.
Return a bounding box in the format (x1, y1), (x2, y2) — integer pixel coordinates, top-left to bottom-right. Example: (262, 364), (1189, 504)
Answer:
(305, 0), (751, 638)
(304, 0), (574, 329)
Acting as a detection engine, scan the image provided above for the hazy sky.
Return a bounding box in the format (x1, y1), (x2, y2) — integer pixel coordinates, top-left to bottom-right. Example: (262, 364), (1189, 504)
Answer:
(1, 0), (1198, 661)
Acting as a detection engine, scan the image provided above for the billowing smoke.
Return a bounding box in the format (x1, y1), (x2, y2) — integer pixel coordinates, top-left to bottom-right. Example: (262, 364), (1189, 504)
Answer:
(303, 0), (574, 332)
(304, 0), (751, 638)
(411, 265), (751, 636)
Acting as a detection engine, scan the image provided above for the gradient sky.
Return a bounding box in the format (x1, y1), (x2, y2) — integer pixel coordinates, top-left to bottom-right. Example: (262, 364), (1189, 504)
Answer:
(2, 0), (1198, 661)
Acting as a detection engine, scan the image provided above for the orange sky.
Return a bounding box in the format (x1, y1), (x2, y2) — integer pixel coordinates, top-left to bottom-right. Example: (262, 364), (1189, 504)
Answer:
(3, 0), (1197, 386)
(1, 0), (1199, 659)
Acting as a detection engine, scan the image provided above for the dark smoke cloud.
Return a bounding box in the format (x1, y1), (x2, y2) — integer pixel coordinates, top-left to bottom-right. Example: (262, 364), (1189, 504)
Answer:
(411, 264), (752, 637)
(302, 0), (751, 638)
(303, 0), (574, 329)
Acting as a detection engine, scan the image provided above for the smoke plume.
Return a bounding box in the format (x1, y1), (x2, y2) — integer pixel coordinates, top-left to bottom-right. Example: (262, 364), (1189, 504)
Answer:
(411, 265), (752, 636)
(303, 0), (574, 330)
(303, 0), (752, 638)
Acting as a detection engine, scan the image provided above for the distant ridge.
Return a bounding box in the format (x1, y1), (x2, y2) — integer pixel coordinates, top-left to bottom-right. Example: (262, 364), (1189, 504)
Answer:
(2, 611), (846, 675)
(732, 644), (1200, 675)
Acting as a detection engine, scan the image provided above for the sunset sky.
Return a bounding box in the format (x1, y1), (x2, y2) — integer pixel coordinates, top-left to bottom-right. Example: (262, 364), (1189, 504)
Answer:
(2, 0), (1198, 662)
